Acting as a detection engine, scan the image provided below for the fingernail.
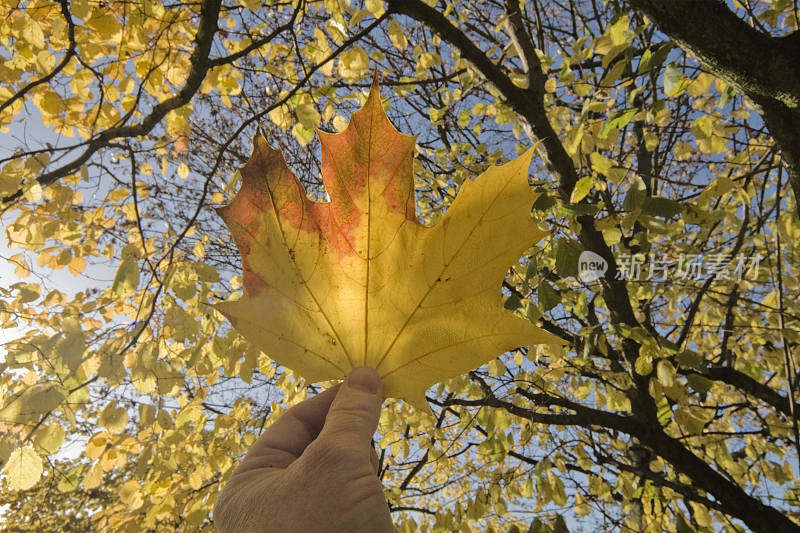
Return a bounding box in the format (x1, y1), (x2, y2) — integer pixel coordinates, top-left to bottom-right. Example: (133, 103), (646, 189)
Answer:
(347, 366), (380, 395)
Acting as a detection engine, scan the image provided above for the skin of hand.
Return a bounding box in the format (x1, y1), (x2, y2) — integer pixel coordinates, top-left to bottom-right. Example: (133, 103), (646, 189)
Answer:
(213, 366), (395, 533)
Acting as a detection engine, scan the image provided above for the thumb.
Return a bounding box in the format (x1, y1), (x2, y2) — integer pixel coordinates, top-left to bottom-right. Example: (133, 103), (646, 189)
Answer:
(317, 366), (383, 448)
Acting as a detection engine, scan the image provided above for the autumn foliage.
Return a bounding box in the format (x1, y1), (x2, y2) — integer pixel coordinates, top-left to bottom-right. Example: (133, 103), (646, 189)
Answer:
(1, 0), (800, 532)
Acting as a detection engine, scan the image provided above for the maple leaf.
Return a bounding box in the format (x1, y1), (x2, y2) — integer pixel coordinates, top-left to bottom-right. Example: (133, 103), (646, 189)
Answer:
(216, 78), (563, 411)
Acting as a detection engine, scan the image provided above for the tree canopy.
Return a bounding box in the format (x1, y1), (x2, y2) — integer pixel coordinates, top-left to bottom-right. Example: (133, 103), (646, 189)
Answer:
(1, 0), (799, 531)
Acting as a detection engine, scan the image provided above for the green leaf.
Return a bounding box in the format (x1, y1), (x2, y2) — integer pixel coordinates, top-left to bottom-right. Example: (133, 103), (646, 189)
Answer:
(295, 103), (320, 130)
(504, 292), (522, 311)
(637, 49), (652, 73)
(718, 85), (735, 107)
(691, 115), (713, 139)
(292, 123), (316, 145)
(635, 354), (652, 375)
(570, 176), (593, 203)
(112, 259), (139, 297)
(525, 300), (543, 322)
(532, 193), (557, 211)
(687, 373), (713, 395)
(195, 262), (219, 282)
(676, 350), (705, 371)
(664, 63), (690, 97)
(639, 43), (671, 74)
(623, 176), (647, 212)
(537, 280), (561, 312)
(656, 397), (672, 426)
(525, 257), (537, 280)
(643, 197), (681, 218)
(676, 514), (696, 533)
(555, 238), (583, 278)
(599, 108), (637, 139)
(527, 519), (546, 533)
(558, 203), (598, 217)
(657, 360), (676, 388)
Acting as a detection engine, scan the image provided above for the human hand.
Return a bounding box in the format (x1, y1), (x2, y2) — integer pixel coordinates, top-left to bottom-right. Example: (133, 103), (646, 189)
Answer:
(213, 367), (394, 533)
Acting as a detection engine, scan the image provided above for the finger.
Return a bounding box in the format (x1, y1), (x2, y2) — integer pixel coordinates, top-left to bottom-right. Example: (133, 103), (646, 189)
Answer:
(236, 383), (341, 471)
(316, 367), (383, 451)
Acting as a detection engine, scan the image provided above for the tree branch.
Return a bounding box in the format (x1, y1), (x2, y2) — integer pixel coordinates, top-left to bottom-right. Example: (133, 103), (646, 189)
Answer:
(1, 0), (292, 206)
(627, 0), (800, 108)
(627, 0), (800, 218)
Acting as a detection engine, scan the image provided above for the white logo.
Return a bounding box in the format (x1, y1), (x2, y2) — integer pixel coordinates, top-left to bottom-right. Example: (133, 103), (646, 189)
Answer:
(578, 251), (608, 283)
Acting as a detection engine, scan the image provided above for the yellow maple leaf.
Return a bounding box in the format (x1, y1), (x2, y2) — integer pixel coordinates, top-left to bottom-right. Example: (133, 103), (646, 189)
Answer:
(216, 78), (563, 411)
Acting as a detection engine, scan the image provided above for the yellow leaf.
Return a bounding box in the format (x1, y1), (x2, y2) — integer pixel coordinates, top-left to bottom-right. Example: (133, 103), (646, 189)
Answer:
(269, 104), (293, 130)
(21, 19), (45, 49)
(10, 253), (30, 278)
(87, 13), (122, 41)
(99, 447), (126, 471)
(689, 501), (712, 527)
(85, 433), (108, 459)
(57, 466), (80, 493)
(216, 79), (563, 412)
(3, 446), (43, 491)
(0, 383), (65, 425)
(657, 360), (676, 388)
(82, 462), (103, 489)
(55, 321), (86, 372)
(23, 181), (42, 202)
(565, 122), (585, 157)
(68, 255), (87, 276)
(365, 0), (385, 16)
(107, 188), (129, 202)
(34, 423), (65, 456)
(178, 163), (190, 179)
(601, 58), (627, 86)
(332, 115), (348, 131)
(295, 103), (320, 130)
(387, 19), (407, 50)
(590, 152), (612, 174)
(240, 0), (261, 10)
(99, 403), (129, 434)
(193, 240), (206, 259)
(156, 409), (174, 430)
(338, 46), (370, 79)
(292, 123), (315, 146)
(112, 259), (139, 297)
(71, 0), (90, 19)
(419, 52), (441, 69)
(570, 176), (593, 203)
